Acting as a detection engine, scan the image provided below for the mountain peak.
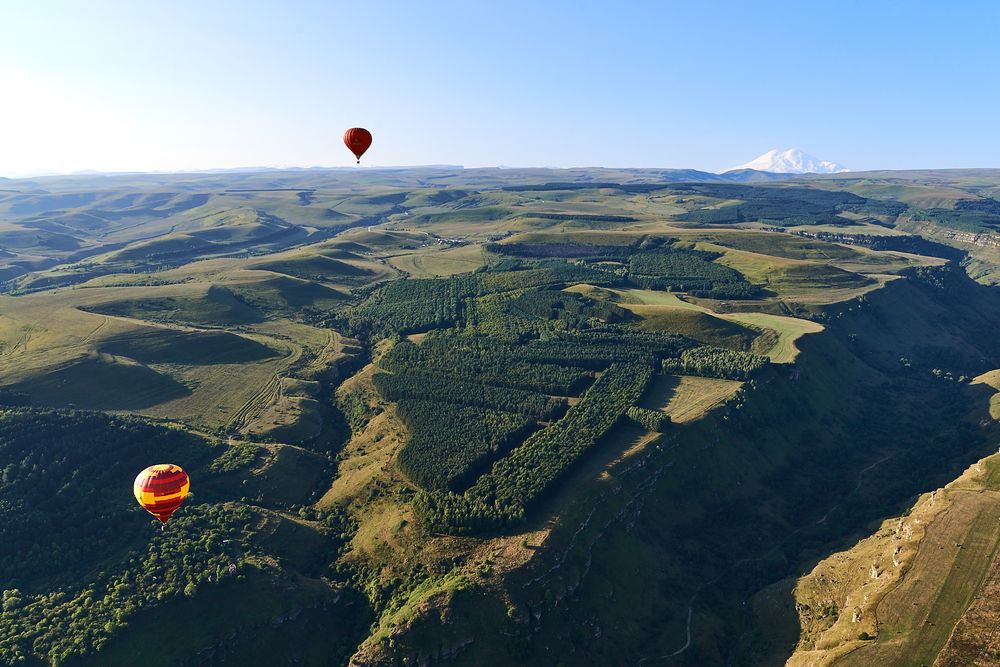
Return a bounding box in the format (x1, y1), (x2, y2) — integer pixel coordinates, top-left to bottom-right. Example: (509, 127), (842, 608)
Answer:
(727, 148), (848, 174)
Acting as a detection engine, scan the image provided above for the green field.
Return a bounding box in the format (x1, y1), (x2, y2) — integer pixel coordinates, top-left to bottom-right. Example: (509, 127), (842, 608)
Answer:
(718, 311), (824, 362)
(626, 305), (759, 349)
(0, 272), (355, 430)
(973, 369), (1000, 419)
(638, 374), (743, 423)
(385, 242), (490, 277)
(568, 285), (823, 362)
(4, 167), (1000, 666)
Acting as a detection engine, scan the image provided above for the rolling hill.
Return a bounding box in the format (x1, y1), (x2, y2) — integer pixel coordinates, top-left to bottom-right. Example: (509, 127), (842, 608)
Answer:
(3, 167), (1000, 666)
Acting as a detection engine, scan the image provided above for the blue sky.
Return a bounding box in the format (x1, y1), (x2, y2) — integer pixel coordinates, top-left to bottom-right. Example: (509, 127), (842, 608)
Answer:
(2, 1), (999, 175)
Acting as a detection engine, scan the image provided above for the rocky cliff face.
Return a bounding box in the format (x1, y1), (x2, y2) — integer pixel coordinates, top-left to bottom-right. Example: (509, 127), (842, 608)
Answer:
(941, 229), (1000, 249)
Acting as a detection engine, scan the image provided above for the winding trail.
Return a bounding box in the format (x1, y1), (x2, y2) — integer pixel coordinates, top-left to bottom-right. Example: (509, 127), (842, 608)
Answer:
(636, 583), (713, 664)
(80, 316), (109, 343)
(816, 452), (896, 525)
(635, 451), (899, 663)
(670, 604), (694, 657)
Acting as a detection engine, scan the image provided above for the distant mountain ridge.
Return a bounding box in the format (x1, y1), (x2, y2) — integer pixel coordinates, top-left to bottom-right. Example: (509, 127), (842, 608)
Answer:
(4, 159), (843, 182)
(727, 148), (849, 174)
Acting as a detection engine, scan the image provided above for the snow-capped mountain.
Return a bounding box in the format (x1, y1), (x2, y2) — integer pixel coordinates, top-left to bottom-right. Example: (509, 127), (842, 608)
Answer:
(727, 149), (848, 174)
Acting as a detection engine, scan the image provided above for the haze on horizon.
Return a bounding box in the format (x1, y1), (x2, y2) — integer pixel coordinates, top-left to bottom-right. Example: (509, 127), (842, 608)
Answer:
(2, 0), (999, 177)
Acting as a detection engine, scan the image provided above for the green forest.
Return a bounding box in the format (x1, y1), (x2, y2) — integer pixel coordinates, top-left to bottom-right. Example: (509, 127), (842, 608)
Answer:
(415, 363), (655, 532)
(359, 244), (766, 534)
(0, 409), (266, 666)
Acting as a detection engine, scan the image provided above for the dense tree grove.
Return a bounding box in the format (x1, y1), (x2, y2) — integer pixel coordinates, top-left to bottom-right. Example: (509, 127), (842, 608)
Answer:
(377, 326), (693, 504)
(416, 363), (654, 532)
(355, 240), (764, 342)
(626, 406), (670, 431)
(632, 276), (759, 300)
(627, 249), (759, 298)
(668, 182), (868, 226)
(0, 505), (257, 666)
(836, 198), (907, 217)
(906, 207), (1000, 233)
(507, 288), (632, 327)
(0, 409), (219, 589)
(353, 263), (612, 334)
(475, 263), (609, 291)
(486, 236), (761, 300)
(629, 248), (735, 283)
(662, 345), (769, 380)
(484, 242), (633, 260)
(496, 337), (657, 368)
(554, 327), (693, 359)
(394, 399), (535, 491)
(376, 320), (683, 500)
(209, 440), (260, 473)
(0, 409), (361, 666)
(353, 276), (468, 333)
(394, 330), (687, 371)
(373, 371), (565, 419)
(358, 244), (770, 532)
(0, 408), (271, 666)
(381, 338), (594, 396)
(465, 288), (634, 339)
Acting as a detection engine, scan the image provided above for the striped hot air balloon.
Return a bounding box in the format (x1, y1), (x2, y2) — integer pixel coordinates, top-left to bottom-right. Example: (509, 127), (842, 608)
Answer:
(133, 464), (190, 525)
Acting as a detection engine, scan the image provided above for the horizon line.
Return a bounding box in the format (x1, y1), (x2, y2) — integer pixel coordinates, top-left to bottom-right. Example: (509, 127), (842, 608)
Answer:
(5, 164), (1000, 181)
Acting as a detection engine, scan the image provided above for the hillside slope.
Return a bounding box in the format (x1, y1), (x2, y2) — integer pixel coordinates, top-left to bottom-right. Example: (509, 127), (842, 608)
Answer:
(347, 266), (1000, 666)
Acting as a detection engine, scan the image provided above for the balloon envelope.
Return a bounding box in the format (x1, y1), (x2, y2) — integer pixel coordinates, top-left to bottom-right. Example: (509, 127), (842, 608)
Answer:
(344, 127), (373, 163)
(133, 464), (190, 524)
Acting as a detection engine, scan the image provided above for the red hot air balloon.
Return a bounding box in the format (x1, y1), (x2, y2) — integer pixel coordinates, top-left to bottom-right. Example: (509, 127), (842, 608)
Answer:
(344, 127), (373, 163)
(134, 464), (190, 526)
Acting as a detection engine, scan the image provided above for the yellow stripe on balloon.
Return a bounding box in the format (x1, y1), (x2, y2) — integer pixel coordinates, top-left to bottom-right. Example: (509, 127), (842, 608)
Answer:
(133, 464), (191, 524)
